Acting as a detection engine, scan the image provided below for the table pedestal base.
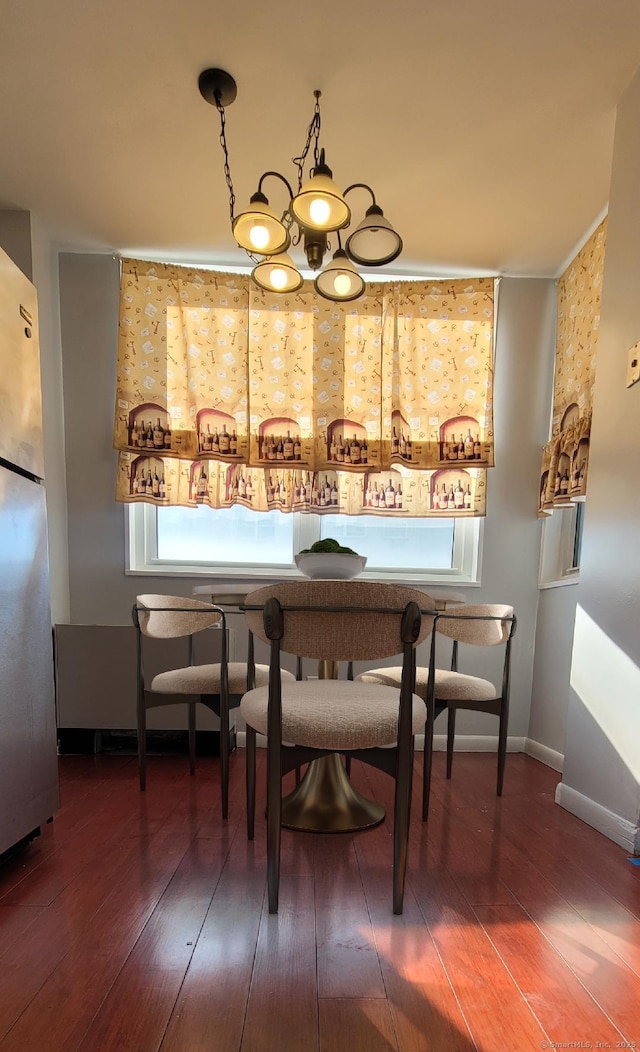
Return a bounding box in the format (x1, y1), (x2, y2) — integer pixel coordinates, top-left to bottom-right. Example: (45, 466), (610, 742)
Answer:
(281, 754), (385, 832)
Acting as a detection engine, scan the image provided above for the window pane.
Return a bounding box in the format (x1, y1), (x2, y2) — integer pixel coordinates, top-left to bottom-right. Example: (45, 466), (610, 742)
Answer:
(157, 505), (294, 564)
(320, 515), (455, 570)
(129, 504), (478, 581)
(572, 502), (585, 569)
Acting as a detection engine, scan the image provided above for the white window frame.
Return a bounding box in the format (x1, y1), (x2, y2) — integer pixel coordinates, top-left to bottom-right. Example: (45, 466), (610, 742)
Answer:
(126, 503), (482, 586)
(538, 502), (584, 589)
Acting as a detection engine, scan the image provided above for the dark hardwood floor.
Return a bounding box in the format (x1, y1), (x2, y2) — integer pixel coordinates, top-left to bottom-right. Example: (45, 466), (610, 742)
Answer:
(0, 749), (638, 1051)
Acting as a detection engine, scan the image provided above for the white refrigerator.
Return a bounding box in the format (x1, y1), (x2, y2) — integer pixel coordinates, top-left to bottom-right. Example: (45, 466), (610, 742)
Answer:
(0, 244), (59, 857)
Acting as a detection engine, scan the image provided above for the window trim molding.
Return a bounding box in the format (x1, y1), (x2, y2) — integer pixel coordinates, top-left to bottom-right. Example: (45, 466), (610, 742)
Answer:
(126, 504), (483, 586)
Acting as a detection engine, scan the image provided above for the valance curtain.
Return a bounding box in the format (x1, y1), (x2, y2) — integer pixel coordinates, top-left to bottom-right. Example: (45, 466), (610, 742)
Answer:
(538, 219), (607, 515)
(114, 259), (495, 517)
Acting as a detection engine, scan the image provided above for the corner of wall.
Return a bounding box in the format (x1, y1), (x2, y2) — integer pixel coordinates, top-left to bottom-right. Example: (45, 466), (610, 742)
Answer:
(555, 781), (639, 854)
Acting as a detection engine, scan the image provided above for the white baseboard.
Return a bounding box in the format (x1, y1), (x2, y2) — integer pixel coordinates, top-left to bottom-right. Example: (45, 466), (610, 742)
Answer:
(555, 781), (640, 854)
(524, 738), (564, 772)
(417, 733), (526, 753)
(235, 731), (526, 754)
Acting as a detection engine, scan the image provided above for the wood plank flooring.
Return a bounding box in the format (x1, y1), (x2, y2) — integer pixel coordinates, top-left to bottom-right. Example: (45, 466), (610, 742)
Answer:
(0, 750), (638, 1051)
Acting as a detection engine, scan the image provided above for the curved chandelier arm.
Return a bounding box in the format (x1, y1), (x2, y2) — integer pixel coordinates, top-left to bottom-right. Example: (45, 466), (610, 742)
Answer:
(257, 170), (296, 202)
(342, 183), (377, 208)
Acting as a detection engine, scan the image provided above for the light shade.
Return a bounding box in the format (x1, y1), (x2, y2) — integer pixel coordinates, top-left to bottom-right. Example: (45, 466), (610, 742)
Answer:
(291, 159), (351, 232)
(314, 249), (366, 302)
(252, 253), (304, 294)
(345, 205), (403, 266)
(233, 192), (290, 255)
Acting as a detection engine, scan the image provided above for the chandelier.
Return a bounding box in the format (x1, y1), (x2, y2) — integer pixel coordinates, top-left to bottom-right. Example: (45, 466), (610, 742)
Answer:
(198, 68), (403, 303)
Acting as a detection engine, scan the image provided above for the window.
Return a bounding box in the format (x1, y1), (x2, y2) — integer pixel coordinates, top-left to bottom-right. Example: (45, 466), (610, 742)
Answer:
(127, 504), (481, 584)
(538, 502), (584, 588)
(571, 502), (585, 570)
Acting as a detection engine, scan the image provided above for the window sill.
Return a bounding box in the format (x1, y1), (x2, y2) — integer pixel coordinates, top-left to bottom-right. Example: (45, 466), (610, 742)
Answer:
(125, 565), (480, 587)
(538, 574), (579, 591)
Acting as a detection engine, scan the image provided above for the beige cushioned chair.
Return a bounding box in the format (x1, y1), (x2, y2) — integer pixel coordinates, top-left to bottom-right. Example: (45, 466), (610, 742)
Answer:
(132, 593), (295, 818)
(357, 604), (516, 817)
(240, 580), (436, 915)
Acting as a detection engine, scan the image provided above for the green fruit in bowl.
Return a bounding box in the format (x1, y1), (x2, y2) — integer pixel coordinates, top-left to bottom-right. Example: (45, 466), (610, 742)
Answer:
(311, 538), (341, 552)
(298, 538), (361, 556)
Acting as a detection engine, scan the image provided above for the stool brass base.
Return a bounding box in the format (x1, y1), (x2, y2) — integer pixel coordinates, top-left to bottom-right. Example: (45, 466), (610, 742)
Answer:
(281, 753), (385, 832)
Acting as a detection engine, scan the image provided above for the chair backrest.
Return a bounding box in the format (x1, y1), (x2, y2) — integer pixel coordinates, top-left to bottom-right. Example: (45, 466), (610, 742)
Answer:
(435, 604), (515, 646)
(133, 594), (222, 639)
(243, 580), (436, 662)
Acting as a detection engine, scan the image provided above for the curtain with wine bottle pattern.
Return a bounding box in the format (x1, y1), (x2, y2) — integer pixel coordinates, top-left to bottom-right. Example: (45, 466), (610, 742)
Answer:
(114, 258), (495, 516)
(538, 218), (606, 516)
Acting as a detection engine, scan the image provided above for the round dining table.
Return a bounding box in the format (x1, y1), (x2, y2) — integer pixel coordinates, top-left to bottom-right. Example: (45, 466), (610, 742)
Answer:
(193, 581), (465, 833)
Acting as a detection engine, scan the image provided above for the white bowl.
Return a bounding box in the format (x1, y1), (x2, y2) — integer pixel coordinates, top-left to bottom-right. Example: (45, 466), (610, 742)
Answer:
(295, 552), (367, 580)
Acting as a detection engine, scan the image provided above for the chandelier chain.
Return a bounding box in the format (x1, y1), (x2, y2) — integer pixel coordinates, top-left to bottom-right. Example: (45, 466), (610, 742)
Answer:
(216, 98), (236, 224)
(292, 91), (322, 192)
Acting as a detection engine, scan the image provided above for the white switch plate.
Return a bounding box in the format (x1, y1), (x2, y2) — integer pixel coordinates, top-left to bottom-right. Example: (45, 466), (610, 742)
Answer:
(627, 341), (640, 388)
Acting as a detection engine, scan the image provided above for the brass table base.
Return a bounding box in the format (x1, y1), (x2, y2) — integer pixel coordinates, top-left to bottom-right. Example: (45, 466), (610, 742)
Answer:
(281, 753), (385, 833)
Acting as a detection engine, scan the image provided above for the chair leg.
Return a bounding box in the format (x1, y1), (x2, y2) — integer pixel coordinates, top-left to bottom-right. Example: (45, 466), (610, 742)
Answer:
(497, 700), (508, 796)
(446, 706), (456, 780)
(188, 704), (197, 776)
(266, 740), (282, 914)
(422, 698), (435, 821)
(393, 739), (414, 915)
(219, 695), (230, 820)
(137, 701), (147, 791)
(246, 725), (256, 840)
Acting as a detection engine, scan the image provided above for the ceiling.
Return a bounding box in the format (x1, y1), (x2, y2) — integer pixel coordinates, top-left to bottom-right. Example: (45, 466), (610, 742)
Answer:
(2, 1), (640, 279)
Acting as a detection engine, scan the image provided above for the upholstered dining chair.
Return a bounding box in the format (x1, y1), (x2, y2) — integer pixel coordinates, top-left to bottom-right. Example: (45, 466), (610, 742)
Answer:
(132, 593), (296, 818)
(240, 580), (437, 915)
(429, 605), (516, 804)
(357, 604), (516, 819)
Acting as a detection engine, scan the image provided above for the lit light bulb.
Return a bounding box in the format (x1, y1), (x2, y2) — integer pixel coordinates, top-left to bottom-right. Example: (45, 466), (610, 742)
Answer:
(270, 267), (288, 290)
(309, 198), (331, 226)
(249, 224), (270, 251)
(333, 272), (352, 297)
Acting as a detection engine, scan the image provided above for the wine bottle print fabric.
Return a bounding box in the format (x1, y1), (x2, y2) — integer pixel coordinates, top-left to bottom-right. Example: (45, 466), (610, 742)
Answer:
(114, 259), (495, 516)
(538, 218), (606, 515)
